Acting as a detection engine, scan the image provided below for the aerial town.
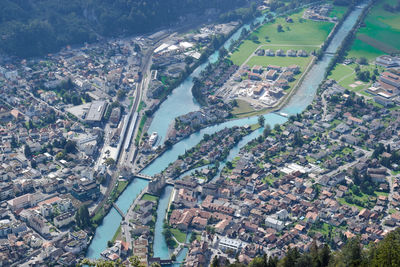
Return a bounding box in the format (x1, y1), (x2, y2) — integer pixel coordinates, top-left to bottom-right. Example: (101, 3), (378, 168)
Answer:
(0, 0), (400, 266)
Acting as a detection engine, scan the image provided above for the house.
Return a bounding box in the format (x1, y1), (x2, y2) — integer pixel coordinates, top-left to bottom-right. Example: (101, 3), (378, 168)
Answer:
(297, 50), (308, 57)
(253, 85), (265, 95)
(249, 73), (262, 81)
(276, 49), (285, 56)
(266, 70), (277, 80)
(265, 49), (275, 56)
(252, 66), (263, 74)
(275, 79), (288, 89)
(287, 65), (300, 74)
(287, 50), (297, 57)
(335, 123), (350, 134)
(342, 135), (360, 145)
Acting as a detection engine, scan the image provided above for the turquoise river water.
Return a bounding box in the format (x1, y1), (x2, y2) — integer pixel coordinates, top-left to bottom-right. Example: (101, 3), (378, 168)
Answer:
(87, 3), (369, 264)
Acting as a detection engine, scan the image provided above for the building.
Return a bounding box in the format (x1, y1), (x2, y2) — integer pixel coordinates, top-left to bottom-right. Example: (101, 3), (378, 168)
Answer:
(109, 107), (121, 125)
(85, 101), (108, 123)
(253, 85), (265, 95)
(375, 55), (400, 67)
(0, 183), (14, 201)
(218, 237), (242, 252)
(54, 211), (75, 228)
(7, 193), (39, 210)
(265, 216), (284, 231)
(266, 70), (277, 80)
(71, 180), (100, 201)
(251, 65), (263, 74)
(380, 72), (400, 89)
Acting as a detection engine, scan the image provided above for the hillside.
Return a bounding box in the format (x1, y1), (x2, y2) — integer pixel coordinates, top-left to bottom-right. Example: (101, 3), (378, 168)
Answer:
(218, 227), (400, 267)
(0, 0), (247, 58)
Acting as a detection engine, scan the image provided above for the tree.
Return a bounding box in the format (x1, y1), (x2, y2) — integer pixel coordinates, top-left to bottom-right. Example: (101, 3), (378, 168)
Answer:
(117, 89), (126, 100)
(76, 205), (90, 229)
(370, 228), (400, 267)
(55, 151), (65, 160)
(219, 47), (228, 59)
(277, 24), (284, 32)
(251, 35), (259, 43)
(105, 158), (116, 167)
(258, 115), (265, 127)
(274, 124), (281, 132)
(358, 57), (368, 65)
(31, 160), (37, 169)
(320, 244), (331, 267)
(226, 161), (233, 169)
(65, 140), (77, 153)
(184, 56), (193, 65)
(24, 144), (32, 158)
(293, 132), (304, 147)
(263, 124), (271, 137)
(211, 256), (220, 267)
(71, 94), (82, 105)
(11, 135), (18, 148)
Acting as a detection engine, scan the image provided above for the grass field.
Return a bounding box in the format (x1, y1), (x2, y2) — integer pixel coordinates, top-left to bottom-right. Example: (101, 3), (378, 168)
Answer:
(247, 56), (311, 70)
(328, 63), (384, 92)
(231, 99), (255, 115)
(229, 8), (335, 66)
(111, 225), (122, 243)
(141, 193), (158, 202)
(347, 0), (400, 61)
(170, 228), (187, 243)
(329, 5), (348, 19)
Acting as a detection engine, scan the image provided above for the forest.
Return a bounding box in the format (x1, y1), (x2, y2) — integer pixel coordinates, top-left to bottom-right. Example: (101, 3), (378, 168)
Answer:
(0, 0), (247, 58)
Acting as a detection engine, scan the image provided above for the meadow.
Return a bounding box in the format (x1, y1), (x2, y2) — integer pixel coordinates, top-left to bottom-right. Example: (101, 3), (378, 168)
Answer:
(347, 0), (400, 60)
(229, 8), (337, 66)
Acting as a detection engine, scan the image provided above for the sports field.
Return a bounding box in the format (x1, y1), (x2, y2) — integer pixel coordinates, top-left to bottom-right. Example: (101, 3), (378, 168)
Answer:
(328, 63), (385, 92)
(347, 0), (400, 60)
(229, 8), (337, 66)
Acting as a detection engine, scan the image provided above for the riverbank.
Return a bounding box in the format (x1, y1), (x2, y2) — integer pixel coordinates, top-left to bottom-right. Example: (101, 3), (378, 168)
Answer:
(86, 1), (370, 261)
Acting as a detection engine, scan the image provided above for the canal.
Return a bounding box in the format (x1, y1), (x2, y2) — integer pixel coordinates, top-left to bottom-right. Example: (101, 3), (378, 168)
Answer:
(87, 1), (369, 261)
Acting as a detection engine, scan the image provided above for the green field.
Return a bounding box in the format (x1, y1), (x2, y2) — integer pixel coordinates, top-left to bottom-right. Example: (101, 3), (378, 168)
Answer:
(347, 0), (400, 61)
(141, 193), (158, 202)
(328, 63), (384, 92)
(229, 8), (335, 66)
(231, 99), (256, 115)
(170, 228), (187, 243)
(329, 5), (348, 20)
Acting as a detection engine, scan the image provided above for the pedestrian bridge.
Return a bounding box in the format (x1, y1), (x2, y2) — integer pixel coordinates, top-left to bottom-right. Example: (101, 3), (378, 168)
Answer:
(112, 203), (125, 218)
(134, 173), (153, 180)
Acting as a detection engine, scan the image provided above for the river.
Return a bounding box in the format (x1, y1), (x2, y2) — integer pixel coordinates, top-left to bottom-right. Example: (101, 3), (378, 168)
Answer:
(87, 2), (368, 261)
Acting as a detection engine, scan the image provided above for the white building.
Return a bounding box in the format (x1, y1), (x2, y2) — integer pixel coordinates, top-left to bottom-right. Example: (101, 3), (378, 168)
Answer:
(218, 237), (242, 252)
(265, 216), (284, 231)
